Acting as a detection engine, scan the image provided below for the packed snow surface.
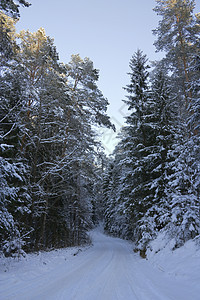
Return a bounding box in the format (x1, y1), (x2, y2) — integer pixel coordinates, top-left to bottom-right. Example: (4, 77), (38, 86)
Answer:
(0, 227), (200, 300)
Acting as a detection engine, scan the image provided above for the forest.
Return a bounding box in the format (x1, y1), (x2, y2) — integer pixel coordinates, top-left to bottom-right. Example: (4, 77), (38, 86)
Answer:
(0, 0), (200, 258)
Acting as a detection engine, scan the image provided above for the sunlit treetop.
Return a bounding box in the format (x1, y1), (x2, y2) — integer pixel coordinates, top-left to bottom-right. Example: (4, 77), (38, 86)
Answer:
(18, 28), (48, 53)
(154, 0), (196, 19)
(153, 0), (198, 53)
(18, 27), (59, 64)
(0, 10), (17, 39)
(161, 0), (195, 9)
(0, 11), (18, 61)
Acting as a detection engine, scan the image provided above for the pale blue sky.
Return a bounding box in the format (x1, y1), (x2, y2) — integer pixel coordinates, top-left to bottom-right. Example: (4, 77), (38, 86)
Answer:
(16, 0), (200, 153)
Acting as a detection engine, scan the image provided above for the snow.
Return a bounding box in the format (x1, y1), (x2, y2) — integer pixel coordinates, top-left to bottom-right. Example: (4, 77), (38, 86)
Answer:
(0, 227), (200, 300)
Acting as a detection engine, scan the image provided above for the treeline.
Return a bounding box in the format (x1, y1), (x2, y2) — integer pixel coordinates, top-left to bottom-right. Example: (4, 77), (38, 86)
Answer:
(103, 0), (200, 257)
(0, 1), (113, 256)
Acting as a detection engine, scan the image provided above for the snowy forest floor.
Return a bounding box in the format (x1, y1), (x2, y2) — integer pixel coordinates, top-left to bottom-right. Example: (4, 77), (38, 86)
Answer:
(0, 227), (200, 300)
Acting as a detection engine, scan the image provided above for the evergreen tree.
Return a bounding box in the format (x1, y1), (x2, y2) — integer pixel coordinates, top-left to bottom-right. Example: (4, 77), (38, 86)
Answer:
(135, 64), (177, 252)
(63, 54), (114, 245)
(0, 0), (31, 18)
(153, 0), (200, 126)
(103, 50), (159, 252)
(119, 50), (153, 242)
(188, 38), (200, 134)
(152, 0), (200, 248)
(103, 136), (131, 238)
(0, 12), (31, 256)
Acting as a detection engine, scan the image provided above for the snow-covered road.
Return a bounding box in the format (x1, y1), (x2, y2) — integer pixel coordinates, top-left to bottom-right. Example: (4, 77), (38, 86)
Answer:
(0, 229), (199, 300)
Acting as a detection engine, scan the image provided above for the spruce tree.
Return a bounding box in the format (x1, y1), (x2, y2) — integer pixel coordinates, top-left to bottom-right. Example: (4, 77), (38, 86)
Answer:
(152, 0), (200, 248)
(119, 50), (152, 242)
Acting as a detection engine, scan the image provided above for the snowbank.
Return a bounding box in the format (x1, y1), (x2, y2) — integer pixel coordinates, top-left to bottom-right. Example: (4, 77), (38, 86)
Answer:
(146, 233), (200, 291)
(0, 245), (89, 287)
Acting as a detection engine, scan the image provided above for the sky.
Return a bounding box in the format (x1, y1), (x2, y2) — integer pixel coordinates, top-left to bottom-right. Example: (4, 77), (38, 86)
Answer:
(16, 0), (200, 154)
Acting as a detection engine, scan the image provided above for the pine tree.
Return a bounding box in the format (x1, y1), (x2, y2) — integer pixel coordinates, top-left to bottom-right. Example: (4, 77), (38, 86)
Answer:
(63, 54), (114, 245)
(0, 10), (114, 254)
(0, 0), (31, 18)
(153, 0), (200, 125)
